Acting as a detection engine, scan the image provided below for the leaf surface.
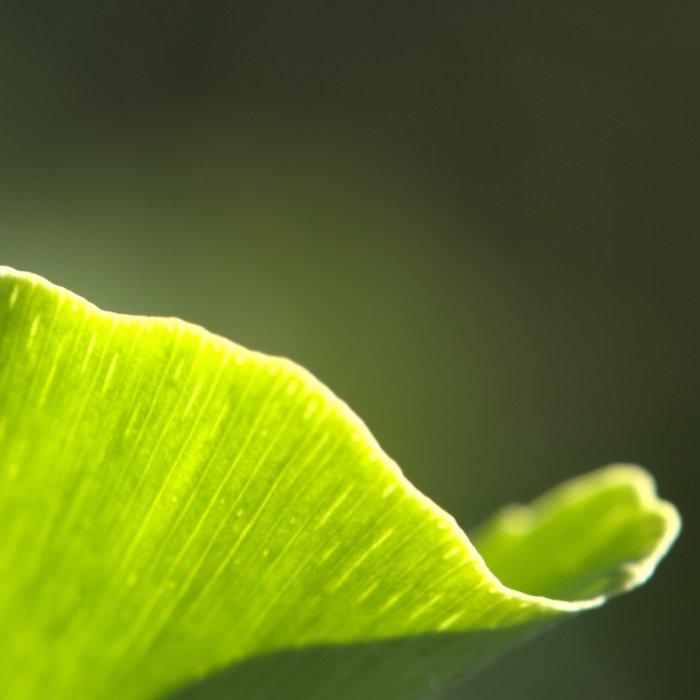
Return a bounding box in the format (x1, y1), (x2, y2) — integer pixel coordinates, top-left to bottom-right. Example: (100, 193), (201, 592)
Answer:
(0, 267), (680, 699)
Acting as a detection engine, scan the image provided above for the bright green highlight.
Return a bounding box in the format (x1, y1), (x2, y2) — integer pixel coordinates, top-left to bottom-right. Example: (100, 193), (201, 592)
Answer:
(0, 267), (680, 700)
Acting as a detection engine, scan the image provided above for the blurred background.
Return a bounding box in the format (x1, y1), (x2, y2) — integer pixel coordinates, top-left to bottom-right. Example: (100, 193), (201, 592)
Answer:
(1, 1), (697, 697)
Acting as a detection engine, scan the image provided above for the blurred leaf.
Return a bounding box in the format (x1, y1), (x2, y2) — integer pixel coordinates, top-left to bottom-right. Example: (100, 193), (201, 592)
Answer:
(0, 267), (680, 700)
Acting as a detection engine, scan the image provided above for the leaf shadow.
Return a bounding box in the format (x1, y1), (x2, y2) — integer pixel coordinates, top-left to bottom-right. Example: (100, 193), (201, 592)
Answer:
(164, 623), (547, 700)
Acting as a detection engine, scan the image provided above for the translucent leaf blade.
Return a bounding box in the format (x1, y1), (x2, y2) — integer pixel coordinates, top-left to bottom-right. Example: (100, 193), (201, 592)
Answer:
(0, 267), (680, 700)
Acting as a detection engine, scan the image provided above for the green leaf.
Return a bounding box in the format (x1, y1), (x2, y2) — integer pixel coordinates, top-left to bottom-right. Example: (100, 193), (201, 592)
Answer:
(0, 267), (680, 700)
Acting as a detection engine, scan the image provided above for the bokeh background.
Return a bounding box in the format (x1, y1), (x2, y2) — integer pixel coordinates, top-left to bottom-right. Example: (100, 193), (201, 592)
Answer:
(1, 2), (697, 698)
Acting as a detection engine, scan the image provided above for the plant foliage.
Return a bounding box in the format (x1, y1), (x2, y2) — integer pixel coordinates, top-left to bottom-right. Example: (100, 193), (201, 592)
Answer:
(0, 267), (680, 699)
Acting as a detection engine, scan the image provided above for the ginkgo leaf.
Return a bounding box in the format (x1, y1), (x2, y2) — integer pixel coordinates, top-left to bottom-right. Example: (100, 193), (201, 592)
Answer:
(0, 267), (680, 700)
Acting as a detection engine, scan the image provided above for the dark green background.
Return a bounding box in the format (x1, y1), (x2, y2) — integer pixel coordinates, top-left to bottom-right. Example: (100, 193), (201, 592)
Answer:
(1, 2), (696, 698)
